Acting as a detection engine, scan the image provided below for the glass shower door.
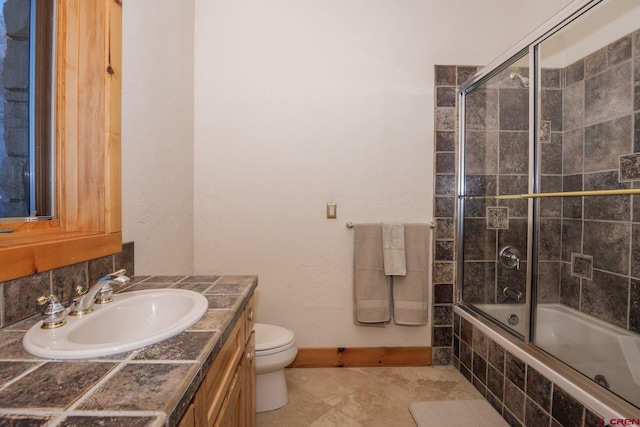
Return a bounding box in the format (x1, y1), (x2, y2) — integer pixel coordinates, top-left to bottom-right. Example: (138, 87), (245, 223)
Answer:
(532, 0), (640, 408)
(458, 0), (640, 412)
(459, 52), (531, 337)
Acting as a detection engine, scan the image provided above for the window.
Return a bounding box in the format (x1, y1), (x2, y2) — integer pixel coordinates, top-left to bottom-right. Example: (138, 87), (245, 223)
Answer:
(0, 0), (122, 282)
(0, 0), (55, 219)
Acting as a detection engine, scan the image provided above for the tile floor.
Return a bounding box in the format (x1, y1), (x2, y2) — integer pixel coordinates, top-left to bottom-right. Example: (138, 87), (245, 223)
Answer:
(255, 365), (482, 426)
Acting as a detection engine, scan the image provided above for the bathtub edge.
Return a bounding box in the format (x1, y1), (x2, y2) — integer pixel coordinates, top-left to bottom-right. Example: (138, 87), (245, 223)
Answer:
(454, 305), (639, 420)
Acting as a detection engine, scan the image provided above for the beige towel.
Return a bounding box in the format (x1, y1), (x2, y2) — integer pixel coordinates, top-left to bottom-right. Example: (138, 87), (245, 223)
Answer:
(393, 223), (430, 325)
(382, 223), (406, 276)
(353, 223), (391, 325)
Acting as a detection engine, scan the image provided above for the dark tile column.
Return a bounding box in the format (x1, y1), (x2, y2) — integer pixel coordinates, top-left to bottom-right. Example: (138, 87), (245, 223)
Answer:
(432, 65), (477, 365)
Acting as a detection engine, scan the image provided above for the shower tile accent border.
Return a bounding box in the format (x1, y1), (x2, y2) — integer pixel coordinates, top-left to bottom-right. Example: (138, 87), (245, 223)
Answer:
(0, 242), (135, 328)
(619, 153), (640, 181)
(487, 207), (509, 229)
(570, 253), (593, 280)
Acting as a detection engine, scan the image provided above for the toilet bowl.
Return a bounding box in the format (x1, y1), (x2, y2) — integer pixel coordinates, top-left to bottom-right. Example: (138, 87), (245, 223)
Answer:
(254, 323), (298, 412)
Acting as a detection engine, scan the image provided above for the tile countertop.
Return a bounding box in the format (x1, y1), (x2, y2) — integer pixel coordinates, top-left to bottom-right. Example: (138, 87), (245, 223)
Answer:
(0, 275), (258, 427)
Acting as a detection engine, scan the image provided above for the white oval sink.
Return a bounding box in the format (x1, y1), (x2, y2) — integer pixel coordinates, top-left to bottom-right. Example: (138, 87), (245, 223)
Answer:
(23, 289), (209, 359)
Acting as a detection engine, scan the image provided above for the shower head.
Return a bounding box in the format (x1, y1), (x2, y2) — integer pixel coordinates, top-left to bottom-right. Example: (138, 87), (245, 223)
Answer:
(509, 72), (529, 88)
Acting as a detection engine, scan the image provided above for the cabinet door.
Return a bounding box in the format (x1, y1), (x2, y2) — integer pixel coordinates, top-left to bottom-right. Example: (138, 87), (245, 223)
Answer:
(244, 296), (255, 342)
(196, 320), (244, 427)
(214, 368), (245, 427)
(245, 331), (256, 427)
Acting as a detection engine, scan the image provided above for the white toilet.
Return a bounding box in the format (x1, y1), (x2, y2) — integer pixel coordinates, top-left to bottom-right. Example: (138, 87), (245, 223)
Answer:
(254, 323), (298, 412)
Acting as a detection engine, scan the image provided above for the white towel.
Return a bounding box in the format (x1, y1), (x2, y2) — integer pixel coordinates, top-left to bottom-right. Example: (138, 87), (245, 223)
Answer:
(382, 223), (406, 276)
(393, 223), (430, 325)
(353, 223), (391, 325)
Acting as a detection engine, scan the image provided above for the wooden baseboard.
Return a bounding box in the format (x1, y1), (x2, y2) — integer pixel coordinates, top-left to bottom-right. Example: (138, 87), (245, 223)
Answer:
(288, 347), (431, 368)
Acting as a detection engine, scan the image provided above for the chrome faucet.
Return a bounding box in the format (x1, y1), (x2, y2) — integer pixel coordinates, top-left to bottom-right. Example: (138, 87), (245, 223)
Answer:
(36, 294), (67, 329)
(69, 269), (130, 316)
(499, 246), (522, 270)
(503, 286), (523, 303)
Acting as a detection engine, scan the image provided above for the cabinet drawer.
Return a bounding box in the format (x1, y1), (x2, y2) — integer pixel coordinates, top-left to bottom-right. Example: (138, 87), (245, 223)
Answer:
(196, 319), (244, 427)
(244, 296), (255, 343)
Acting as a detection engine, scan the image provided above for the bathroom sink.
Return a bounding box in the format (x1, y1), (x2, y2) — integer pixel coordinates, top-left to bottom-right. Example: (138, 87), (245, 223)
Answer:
(23, 289), (209, 359)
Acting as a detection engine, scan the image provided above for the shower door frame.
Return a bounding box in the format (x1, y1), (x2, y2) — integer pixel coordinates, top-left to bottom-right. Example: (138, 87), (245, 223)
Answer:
(455, 46), (536, 344)
(456, 0), (609, 341)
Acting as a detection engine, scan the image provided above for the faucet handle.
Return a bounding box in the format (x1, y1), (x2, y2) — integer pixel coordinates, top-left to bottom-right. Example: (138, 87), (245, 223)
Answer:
(36, 294), (67, 329)
(95, 282), (114, 304)
(36, 294), (53, 306)
(499, 246), (522, 270)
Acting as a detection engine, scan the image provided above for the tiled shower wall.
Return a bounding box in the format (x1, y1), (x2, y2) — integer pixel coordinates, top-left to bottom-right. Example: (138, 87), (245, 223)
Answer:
(436, 29), (640, 336)
(433, 28), (640, 426)
(433, 66), (609, 425)
(461, 65), (531, 306)
(552, 30), (640, 333)
(0, 242), (134, 328)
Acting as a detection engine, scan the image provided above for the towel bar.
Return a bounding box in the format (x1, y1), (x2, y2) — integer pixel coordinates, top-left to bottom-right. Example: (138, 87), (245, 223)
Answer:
(346, 221), (436, 229)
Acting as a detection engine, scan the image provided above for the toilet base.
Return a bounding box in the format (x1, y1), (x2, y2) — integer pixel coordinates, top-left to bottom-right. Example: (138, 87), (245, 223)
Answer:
(256, 368), (288, 412)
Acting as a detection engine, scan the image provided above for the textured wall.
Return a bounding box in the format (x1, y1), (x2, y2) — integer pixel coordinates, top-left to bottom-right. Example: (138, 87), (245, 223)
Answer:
(121, 0), (195, 274)
(191, 0), (567, 347)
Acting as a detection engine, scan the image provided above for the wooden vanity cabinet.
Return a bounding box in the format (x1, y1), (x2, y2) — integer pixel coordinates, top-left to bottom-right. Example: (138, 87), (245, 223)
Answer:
(244, 330), (256, 426)
(244, 297), (256, 426)
(177, 404), (196, 427)
(178, 296), (256, 427)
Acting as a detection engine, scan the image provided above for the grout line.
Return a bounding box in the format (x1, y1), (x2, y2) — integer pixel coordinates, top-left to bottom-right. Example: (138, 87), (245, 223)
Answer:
(0, 361), (47, 392)
(63, 361), (128, 414)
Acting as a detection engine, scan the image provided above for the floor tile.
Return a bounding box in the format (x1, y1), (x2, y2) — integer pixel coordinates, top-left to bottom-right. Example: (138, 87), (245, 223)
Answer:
(308, 408), (364, 427)
(332, 379), (417, 426)
(286, 367), (375, 406)
(256, 381), (331, 427)
(256, 366), (479, 427)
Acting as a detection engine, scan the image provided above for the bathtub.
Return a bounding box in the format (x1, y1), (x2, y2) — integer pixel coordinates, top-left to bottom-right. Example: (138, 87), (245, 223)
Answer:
(468, 303), (640, 414)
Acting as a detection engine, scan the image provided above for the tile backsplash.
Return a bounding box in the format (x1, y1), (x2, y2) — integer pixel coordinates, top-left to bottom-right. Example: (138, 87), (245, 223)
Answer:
(0, 242), (134, 328)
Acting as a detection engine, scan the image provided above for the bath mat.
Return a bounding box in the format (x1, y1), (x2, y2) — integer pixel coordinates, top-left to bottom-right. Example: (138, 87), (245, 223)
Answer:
(409, 399), (508, 427)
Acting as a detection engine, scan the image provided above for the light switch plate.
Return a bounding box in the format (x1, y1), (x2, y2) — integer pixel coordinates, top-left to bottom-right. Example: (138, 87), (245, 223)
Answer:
(326, 203), (337, 219)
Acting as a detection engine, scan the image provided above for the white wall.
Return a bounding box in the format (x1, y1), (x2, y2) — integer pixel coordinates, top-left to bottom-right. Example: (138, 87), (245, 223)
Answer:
(121, 0), (195, 274)
(119, 0), (571, 347)
(191, 0), (567, 347)
(542, 0), (640, 67)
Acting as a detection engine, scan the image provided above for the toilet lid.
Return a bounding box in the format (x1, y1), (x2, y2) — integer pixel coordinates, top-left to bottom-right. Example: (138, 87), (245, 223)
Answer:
(254, 323), (295, 351)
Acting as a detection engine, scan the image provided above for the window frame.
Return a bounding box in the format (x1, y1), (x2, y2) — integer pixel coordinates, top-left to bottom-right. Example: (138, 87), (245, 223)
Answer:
(0, 0), (122, 282)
